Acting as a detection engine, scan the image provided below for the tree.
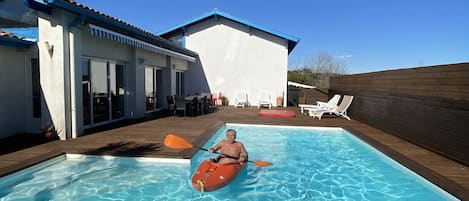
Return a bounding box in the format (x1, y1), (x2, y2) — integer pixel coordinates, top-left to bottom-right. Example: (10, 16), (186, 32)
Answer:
(288, 52), (347, 89)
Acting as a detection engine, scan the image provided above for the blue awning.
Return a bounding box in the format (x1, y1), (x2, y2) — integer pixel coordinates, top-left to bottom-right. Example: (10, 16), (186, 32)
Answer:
(89, 24), (196, 62)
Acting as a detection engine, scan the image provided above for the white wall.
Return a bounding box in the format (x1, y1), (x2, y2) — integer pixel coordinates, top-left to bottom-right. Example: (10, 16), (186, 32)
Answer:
(185, 18), (288, 106)
(37, 11), (72, 140)
(34, 7), (193, 139)
(0, 45), (38, 138)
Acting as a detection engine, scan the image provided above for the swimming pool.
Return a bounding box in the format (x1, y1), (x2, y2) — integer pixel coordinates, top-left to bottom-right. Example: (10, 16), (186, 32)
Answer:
(0, 124), (459, 200)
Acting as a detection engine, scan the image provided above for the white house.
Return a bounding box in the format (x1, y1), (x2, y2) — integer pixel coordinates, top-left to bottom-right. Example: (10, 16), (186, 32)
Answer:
(0, 0), (198, 140)
(159, 10), (299, 107)
(1, 2), (300, 140)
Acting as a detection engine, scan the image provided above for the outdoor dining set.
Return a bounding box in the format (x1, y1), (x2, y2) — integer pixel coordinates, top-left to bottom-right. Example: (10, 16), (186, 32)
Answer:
(168, 93), (222, 117)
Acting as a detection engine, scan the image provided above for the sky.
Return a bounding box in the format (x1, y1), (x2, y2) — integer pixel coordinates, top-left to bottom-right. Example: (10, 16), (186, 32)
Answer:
(4, 0), (468, 74)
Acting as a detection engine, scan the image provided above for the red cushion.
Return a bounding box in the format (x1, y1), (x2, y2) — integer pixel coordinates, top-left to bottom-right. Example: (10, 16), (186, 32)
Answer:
(259, 110), (296, 118)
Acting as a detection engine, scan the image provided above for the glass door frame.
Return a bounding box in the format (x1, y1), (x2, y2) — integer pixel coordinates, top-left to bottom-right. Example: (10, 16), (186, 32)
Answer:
(82, 58), (126, 129)
(145, 65), (163, 113)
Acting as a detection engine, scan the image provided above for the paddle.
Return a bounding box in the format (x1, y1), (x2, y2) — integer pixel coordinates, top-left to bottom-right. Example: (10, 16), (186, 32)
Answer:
(164, 134), (272, 167)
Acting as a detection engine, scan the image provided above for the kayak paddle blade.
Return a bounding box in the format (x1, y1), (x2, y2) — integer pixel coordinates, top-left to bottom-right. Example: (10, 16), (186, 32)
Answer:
(253, 161), (273, 167)
(164, 134), (194, 149)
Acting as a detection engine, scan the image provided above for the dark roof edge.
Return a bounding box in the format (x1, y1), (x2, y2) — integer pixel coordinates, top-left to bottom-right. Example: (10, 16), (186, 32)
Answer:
(0, 29), (35, 48)
(24, 0), (197, 57)
(158, 10), (300, 54)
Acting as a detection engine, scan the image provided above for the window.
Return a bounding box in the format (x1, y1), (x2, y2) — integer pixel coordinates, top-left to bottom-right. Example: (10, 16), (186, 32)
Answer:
(145, 66), (163, 112)
(176, 71), (185, 97)
(82, 59), (125, 127)
(31, 58), (41, 118)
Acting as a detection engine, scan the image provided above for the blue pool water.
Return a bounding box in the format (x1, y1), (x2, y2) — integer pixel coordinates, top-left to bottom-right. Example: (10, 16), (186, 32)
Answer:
(0, 124), (458, 200)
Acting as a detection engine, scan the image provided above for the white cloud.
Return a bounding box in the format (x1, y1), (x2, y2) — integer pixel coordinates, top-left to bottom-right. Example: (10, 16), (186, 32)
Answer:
(336, 54), (353, 59)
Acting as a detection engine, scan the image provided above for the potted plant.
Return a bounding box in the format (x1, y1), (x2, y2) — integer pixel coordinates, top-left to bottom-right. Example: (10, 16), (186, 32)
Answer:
(276, 96), (284, 107)
(41, 122), (60, 141)
(222, 96), (229, 106)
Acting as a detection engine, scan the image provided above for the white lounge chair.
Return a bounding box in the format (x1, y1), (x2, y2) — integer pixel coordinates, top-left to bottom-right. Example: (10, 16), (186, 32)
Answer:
(307, 95), (354, 120)
(234, 90), (249, 108)
(298, 94), (341, 114)
(258, 91), (272, 109)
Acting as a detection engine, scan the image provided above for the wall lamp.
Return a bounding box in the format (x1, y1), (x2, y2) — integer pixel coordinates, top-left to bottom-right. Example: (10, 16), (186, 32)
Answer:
(44, 41), (54, 56)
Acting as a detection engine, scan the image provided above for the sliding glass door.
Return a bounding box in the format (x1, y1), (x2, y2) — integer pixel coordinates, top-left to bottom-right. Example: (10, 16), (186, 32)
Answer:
(145, 66), (163, 112)
(82, 59), (125, 127)
(110, 63), (125, 119)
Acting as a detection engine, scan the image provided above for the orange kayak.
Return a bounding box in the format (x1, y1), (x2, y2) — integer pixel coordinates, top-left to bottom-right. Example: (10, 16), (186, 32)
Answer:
(191, 160), (245, 192)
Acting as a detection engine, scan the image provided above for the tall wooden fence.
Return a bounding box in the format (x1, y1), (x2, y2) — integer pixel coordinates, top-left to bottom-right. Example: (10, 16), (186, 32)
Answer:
(330, 62), (469, 166)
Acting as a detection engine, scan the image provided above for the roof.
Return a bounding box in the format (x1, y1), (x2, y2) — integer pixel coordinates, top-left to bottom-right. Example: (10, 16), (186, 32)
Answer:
(1, 28), (38, 42)
(24, 0), (197, 58)
(0, 29), (35, 48)
(158, 10), (300, 54)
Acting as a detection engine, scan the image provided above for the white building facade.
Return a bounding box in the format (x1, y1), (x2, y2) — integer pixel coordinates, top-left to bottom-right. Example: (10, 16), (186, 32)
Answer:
(1, 3), (299, 140)
(159, 10), (299, 107)
(0, 0), (198, 140)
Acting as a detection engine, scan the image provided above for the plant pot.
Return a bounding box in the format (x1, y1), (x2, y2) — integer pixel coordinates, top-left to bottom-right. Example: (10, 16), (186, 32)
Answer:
(276, 97), (283, 107)
(43, 131), (57, 140)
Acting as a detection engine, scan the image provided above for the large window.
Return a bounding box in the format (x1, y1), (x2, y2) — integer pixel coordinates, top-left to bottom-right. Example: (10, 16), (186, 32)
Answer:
(82, 59), (125, 127)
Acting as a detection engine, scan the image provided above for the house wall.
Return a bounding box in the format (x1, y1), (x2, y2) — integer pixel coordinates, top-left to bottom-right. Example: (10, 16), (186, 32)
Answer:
(184, 17), (288, 106)
(0, 45), (38, 138)
(37, 11), (70, 140)
(37, 9), (185, 139)
(329, 62), (469, 166)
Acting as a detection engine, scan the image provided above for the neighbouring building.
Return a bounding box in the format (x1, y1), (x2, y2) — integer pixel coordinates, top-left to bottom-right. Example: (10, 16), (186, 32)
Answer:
(159, 10), (299, 107)
(0, 29), (38, 136)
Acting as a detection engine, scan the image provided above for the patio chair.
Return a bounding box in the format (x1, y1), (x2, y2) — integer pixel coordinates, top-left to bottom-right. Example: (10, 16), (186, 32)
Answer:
(298, 94), (341, 114)
(212, 92), (223, 106)
(174, 96), (187, 116)
(258, 91), (272, 109)
(166, 95), (175, 111)
(234, 90), (249, 108)
(307, 95), (354, 120)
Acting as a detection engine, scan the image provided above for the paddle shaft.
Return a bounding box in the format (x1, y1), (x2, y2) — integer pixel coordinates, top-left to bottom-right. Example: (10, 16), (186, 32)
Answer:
(196, 146), (252, 163)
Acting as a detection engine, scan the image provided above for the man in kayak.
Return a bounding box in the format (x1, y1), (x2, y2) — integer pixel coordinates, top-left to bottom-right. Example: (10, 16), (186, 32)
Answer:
(208, 129), (248, 164)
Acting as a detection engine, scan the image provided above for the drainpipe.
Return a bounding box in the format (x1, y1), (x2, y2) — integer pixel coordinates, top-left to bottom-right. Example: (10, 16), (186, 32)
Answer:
(68, 14), (86, 139)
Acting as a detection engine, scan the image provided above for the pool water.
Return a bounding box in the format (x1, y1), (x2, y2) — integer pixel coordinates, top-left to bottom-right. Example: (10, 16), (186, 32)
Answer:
(0, 155), (192, 201)
(0, 124), (459, 200)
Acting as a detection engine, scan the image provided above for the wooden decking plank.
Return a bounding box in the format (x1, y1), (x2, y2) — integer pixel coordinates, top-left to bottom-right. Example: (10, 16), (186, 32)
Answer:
(0, 106), (467, 199)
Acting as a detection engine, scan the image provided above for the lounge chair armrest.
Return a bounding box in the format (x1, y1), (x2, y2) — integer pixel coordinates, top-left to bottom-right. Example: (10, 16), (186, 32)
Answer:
(316, 101), (328, 105)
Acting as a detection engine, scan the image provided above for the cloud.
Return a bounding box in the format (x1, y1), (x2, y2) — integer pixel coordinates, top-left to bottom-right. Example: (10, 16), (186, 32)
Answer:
(336, 54), (353, 59)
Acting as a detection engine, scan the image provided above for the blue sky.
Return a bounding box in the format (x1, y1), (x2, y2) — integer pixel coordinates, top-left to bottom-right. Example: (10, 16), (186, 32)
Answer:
(76, 0), (469, 74)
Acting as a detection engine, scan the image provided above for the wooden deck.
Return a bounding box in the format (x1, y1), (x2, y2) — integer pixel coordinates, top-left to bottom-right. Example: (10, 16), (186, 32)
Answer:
(0, 106), (468, 199)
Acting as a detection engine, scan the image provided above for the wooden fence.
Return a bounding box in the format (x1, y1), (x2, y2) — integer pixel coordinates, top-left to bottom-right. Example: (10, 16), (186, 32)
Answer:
(330, 62), (469, 166)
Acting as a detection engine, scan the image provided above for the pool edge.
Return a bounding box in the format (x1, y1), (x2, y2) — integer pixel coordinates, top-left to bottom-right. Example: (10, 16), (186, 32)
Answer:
(343, 126), (467, 200)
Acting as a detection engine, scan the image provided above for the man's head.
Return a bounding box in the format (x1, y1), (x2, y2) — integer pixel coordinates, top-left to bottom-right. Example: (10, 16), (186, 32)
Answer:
(226, 129), (237, 142)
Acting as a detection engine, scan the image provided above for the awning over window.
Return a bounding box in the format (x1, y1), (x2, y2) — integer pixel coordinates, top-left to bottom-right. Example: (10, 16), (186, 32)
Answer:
(89, 24), (196, 62)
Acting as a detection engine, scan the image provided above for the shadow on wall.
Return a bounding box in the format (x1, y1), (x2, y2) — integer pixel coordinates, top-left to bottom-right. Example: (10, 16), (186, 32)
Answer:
(186, 56), (211, 94)
(40, 84), (63, 139)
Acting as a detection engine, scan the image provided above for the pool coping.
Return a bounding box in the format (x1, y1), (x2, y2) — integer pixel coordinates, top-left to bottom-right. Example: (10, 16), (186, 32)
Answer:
(343, 126), (468, 200)
(0, 106), (467, 200)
